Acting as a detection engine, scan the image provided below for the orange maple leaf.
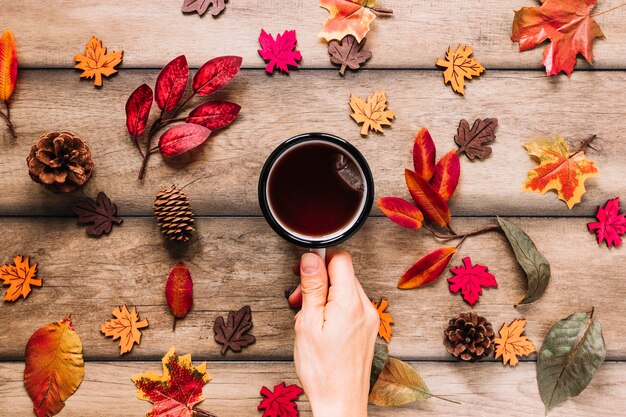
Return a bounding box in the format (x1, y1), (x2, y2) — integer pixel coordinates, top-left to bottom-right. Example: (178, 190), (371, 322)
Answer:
(372, 298), (394, 342)
(319, 0), (383, 43)
(435, 44), (484, 95)
(349, 90), (395, 136)
(494, 319), (536, 366)
(1, 255), (42, 301)
(101, 305), (149, 355)
(74, 36), (123, 87)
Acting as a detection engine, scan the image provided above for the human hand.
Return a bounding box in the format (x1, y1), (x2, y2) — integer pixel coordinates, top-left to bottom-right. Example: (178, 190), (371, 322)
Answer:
(288, 251), (379, 417)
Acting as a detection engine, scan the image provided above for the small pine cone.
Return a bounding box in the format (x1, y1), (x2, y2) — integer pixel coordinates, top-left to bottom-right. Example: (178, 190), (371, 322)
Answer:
(26, 131), (94, 193)
(153, 185), (195, 243)
(444, 312), (494, 362)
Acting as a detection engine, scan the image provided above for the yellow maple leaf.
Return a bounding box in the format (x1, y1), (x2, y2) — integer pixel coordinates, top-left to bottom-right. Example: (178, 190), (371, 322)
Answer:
(1, 255), (42, 301)
(74, 36), (123, 87)
(435, 44), (484, 95)
(101, 305), (149, 355)
(349, 90), (395, 136)
(494, 319), (536, 366)
(372, 298), (394, 342)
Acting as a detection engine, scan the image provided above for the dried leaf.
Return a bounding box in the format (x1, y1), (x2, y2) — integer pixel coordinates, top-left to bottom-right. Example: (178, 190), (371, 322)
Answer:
(372, 298), (394, 342)
(74, 36), (123, 87)
(435, 44), (484, 95)
(155, 55), (189, 112)
(405, 169), (450, 227)
(397, 246), (457, 289)
(369, 357), (432, 406)
(369, 341), (389, 394)
(158, 123), (212, 157)
(349, 90), (395, 136)
(1, 255), (42, 301)
(448, 257), (498, 306)
(258, 29), (302, 74)
(319, 0), (378, 42)
(192, 55), (242, 96)
(588, 197), (626, 248)
(431, 150), (460, 201)
(494, 319), (536, 366)
(100, 305), (149, 355)
(24, 315), (84, 417)
(181, 0), (226, 16)
(214, 305), (256, 354)
(377, 197), (423, 229)
(412, 128), (436, 181)
(186, 100), (240, 130)
(328, 35), (372, 75)
(125, 83), (153, 137)
(165, 262), (193, 327)
(454, 118), (498, 160)
(258, 382), (303, 417)
(73, 191), (123, 237)
(0, 29), (18, 102)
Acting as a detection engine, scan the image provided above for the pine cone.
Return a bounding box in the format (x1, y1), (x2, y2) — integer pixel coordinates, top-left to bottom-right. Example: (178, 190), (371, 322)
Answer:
(153, 185), (195, 243)
(444, 312), (494, 362)
(26, 131), (94, 193)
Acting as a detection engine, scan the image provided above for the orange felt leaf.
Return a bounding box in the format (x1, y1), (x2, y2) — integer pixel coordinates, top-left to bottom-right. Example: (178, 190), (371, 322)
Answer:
(494, 319), (536, 366)
(1, 255), (42, 301)
(349, 90), (395, 136)
(74, 36), (123, 87)
(377, 197), (423, 229)
(101, 305), (149, 355)
(372, 298), (394, 342)
(405, 169), (450, 227)
(319, 0), (377, 43)
(0, 29), (18, 102)
(435, 44), (484, 95)
(397, 246), (457, 289)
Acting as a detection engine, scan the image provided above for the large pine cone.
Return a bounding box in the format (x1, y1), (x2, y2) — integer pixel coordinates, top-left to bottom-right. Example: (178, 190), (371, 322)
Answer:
(444, 312), (494, 362)
(26, 131), (94, 193)
(153, 185), (195, 243)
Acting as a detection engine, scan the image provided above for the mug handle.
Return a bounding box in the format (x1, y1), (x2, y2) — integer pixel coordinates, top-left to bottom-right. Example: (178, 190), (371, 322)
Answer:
(310, 247), (326, 262)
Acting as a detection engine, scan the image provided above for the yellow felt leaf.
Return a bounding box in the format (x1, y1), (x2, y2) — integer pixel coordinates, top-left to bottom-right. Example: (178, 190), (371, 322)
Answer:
(1, 255), (42, 301)
(349, 90), (395, 136)
(74, 36), (123, 87)
(372, 298), (394, 343)
(100, 305), (149, 355)
(494, 319), (536, 366)
(435, 44), (484, 95)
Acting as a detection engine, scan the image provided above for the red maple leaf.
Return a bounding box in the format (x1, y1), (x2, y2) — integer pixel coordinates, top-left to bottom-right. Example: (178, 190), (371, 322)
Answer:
(258, 29), (302, 74)
(588, 197), (626, 248)
(448, 257), (498, 306)
(258, 382), (303, 417)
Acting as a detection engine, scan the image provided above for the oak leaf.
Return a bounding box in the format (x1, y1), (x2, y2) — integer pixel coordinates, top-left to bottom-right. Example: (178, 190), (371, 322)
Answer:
(435, 44), (484, 95)
(328, 35), (372, 75)
(74, 36), (123, 87)
(213, 305), (256, 354)
(587, 197), (626, 248)
(181, 0), (226, 16)
(494, 319), (536, 366)
(372, 298), (394, 342)
(1, 255), (42, 301)
(319, 0), (376, 42)
(454, 118), (498, 160)
(258, 29), (302, 74)
(258, 382), (303, 417)
(100, 305), (149, 355)
(349, 90), (395, 136)
(73, 191), (123, 237)
(448, 257), (498, 306)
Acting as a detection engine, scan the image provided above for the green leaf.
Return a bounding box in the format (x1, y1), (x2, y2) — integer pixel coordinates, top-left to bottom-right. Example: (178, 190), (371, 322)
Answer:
(537, 309), (606, 414)
(497, 217), (551, 305)
(368, 357), (432, 406)
(369, 341), (389, 394)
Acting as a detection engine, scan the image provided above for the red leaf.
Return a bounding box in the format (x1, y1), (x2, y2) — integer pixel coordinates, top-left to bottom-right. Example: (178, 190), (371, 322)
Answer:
(125, 83), (153, 137)
(192, 55), (242, 96)
(155, 55), (189, 111)
(413, 128), (436, 181)
(377, 197), (423, 229)
(186, 100), (240, 130)
(430, 150), (460, 201)
(165, 262), (193, 319)
(448, 257), (498, 306)
(587, 197), (626, 248)
(158, 123), (212, 157)
(258, 382), (303, 417)
(258, 29), (302, 74)
(398, 246), (457, 289)
(405, 169), (450, 227)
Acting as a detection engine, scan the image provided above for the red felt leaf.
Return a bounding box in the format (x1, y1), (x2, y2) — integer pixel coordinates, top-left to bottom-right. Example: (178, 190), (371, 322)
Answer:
(125, 83), (153, 137)
(430, 150), (460, 201)
(448, 257), (498, 306)
(186, 100), (240, 130)
(413, 128), (436, 181)
(377, 197), (423, 229)
(397, 246), (457, 289)
(258, 29), (302, 74)
(165, 262), (193, 319)
(405, 169), (450, 227)
(158, 123), (212, 157)
(155, 55), (189, 111)
(258, 382), (303, 417)
(587, 197), (626, 248)
(192, 55), (242, 96)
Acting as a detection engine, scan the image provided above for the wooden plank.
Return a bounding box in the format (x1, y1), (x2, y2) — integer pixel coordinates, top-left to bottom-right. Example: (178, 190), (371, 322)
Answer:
(2, 69), (623, 217)
(4, 0), (626, 70)
(0, 217), (624, 361)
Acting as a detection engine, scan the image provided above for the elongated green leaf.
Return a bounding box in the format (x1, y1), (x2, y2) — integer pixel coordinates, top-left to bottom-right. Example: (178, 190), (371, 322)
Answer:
(369, 357), (431, 406)
(537, 309), (605, 414)
(369, 341), (389, 394)
(497, 217), (550, 305)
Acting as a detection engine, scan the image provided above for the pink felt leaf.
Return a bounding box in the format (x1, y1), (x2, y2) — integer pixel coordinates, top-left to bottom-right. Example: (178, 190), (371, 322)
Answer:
(587, 197), (626, 248)
(448, 257), (498, 306)
(258, 29), (302, 74)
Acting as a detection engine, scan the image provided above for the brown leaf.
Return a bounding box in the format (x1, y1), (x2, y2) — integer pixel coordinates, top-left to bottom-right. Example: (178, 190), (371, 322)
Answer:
(181, 0), (226, 16)
(213, 305), (256, 354)
(328, 35), (372, 75)
(72, 192), (123, 236)
(454, 118), (498, 160)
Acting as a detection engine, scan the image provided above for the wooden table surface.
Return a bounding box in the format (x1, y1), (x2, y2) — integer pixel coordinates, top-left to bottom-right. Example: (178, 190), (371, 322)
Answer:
(1, 1), (625, 416)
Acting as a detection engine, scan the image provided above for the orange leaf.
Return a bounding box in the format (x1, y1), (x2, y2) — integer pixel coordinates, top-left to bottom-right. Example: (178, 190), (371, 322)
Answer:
(372, 298), (394, 342)
(74, 36), (123, 87)
(101, 305), (149, 355)
(431, 150), (460, 201)
(377, 197), (423, 229)
(398, 246), (457, 289)
(1, 255), (42, 301)
(435, 44), (484, 95)
(405, 169), (450, 227)
(319, 0), (377, 43)
(0, 29), (18, 102)
(349, 90), (395, 136)
(412, 128), (436, 181)
(494, 319), (536, 366)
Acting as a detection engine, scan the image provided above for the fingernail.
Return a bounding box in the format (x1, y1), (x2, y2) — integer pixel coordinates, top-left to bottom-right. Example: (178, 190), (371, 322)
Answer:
(284, 285), (297, 299)
(301, 253), (320, 274)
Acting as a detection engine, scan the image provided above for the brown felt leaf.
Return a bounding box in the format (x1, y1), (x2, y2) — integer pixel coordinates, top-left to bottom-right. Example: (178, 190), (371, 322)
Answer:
(72, 192), (123, 237)
(454, 118), (498, 160)
(213, 305), (256, 355)
(181, 0), (226, 16)
(328, 35), (372, 75)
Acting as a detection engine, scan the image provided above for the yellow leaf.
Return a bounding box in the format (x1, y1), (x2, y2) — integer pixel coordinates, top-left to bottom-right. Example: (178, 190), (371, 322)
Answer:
(494, 319), (536, 366)
(435, 44), (484, 95)
(100, 305), (149, 355)
(369, 357), (432, 406)
(74, 36), (123, 87)
(1, 255), (42, 301)
(372, 298), (394, 342)
(349, 90), (395, 135)
(319, 0), (377, 43)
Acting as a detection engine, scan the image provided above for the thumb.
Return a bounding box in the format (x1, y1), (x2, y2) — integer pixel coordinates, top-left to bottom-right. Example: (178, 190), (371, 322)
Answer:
(299, 252), (328, 319)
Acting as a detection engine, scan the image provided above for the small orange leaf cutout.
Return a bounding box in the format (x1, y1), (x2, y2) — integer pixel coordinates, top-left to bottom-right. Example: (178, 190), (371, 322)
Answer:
(1, 255), (42, 301)
(494, 319), (536, 366)
(372, 298), (394, 342)
(100, 305), (149, 355)
(74, 36), (123, 87)
(435, 44), (484, 95)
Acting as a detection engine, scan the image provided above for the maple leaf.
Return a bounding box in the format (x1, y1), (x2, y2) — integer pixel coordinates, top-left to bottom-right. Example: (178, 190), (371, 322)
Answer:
(181, 0), (226, 16)
(454, 118), (499, 160)
(72, 192), (123, 237)
(448, 257), (498, 306)
(349, 90), (395, 135)
(258, 29), (302, 74)
(522, 135), (598, 208)
(511, 0), (605, 76)
(494, 319), (536, 366)
(372, 298), (394, 342)
(435, 44), (484, 95)
(328, 35), (372, 75)
(1, 255), (42, 301)
(213, 305), (256, 354)
(587, 197), (626, 247)
(319, 0), (377, 42)
(132, 347), (212, 417)
(74, 36), (123, 87)
(100, 305), (149, 355)
(258, 382), (303, 417)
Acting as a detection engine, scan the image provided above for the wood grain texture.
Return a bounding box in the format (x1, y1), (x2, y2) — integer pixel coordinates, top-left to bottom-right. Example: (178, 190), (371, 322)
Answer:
(3, 0), (626, 70)
(2, 70), (623, 216)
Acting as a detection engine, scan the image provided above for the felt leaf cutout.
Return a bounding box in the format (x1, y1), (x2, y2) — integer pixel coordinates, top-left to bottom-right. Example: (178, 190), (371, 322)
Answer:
(155, 55), (189, 112)
(588, 197), (626, 247)
(369, 357), (432, 406)
(494, 319), (536, 366)
(537, 309), (605, 413)
(132, 347), (212, 417)
(24, 315), (84, 417)
(126, 84), (153, 137)
(186, 100), (241, 130)
(165, 262), (193, 329)
(372, 298), (394, 342)
(498, 217), (551, 305)
(405, 169), (450, 227)
(512, 0), (604, 76)
(377, 197), (424, 229)
(181, 0), (226, 16)
(72, 191), (123, 237)
(413, 128), (436, 181)
(328, 35), (372, 75)
(258, 29), (302, 74)
(522, 135), (598, 208)
(158, 123), (212, 157)
(369, 341), (389, 394)
(1, 255), (42, 301)
(435, 44), (484, 95)
(100, 305), (149, 355)
(258, 382), (303, 417)
(0, 29), (18, 102)
(214, 305), (256, 354)
(448, 257), (498, 306)
(74, 36), (123, 87)
(430, 150), (460, 201)
(349, 90), (395, 136)
(454, 118), (498, 160)
(192, 55), (242, 96)
(398, 246), (457, 289)
(319, 0), (379, 42)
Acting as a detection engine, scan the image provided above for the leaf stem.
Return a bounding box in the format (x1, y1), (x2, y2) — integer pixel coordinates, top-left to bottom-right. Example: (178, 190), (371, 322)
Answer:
(591, 3), (626, 17)
(192, 407), (218, 417)
(430, 393), (462, 405)
(0, 101), (17, 138)
(371, 7), (393, 14)
(424, 224), (501, 241)
(570, 134), (597, 157)
(132, 136), (145, 158)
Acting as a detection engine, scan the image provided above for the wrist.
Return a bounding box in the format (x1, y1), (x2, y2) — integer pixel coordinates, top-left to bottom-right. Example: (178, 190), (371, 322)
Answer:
(310, 399), (367, 417)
